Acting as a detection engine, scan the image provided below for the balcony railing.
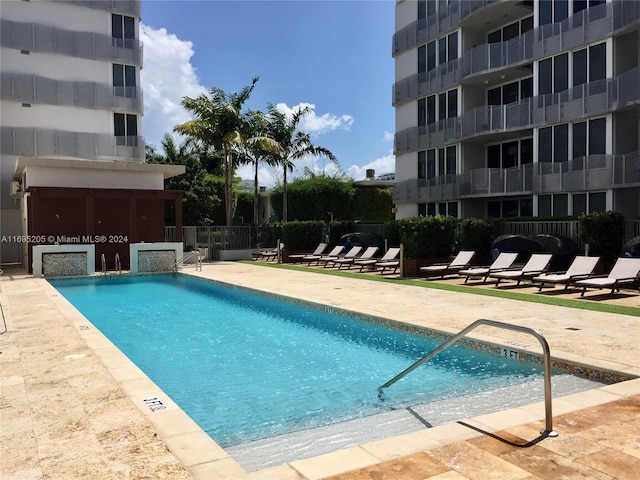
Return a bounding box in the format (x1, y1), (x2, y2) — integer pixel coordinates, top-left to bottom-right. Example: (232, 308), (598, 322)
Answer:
(1, 73), (143, 113)
(1, 19), (143, 64)
(1, 127), (145, 162)
(394, 153), (640, 204)
(393, 2), (640, 105)
(395, 68), (640, 155)
(58, 0), (141, 16)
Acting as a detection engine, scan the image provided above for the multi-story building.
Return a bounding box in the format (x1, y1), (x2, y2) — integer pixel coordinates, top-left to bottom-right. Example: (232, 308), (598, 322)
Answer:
(393, 0), (640, 222)
(0, 0), (183, 270)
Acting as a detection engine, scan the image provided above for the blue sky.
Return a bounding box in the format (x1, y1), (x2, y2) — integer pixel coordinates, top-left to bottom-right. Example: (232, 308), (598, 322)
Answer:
(140, 0), (396, 186)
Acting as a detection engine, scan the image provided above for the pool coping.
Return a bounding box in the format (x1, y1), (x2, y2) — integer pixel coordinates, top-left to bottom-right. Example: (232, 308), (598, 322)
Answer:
(37, 271), (640, 479)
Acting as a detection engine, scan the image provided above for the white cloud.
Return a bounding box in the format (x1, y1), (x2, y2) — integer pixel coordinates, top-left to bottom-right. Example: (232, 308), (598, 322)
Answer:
(383, 131), (394, 142)
(273, 103), (354, 136)
(348, 150), (396, 181)
(140, 24), (206, 149)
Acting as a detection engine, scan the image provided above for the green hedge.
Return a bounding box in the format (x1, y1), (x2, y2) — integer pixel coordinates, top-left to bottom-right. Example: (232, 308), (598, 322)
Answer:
(397, 216), (458, 258)
(281, 221), (325, 251)
(579, 211), (625, 262)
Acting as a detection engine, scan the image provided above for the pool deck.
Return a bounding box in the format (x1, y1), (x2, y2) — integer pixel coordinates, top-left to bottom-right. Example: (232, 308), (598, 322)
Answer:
(1, 261), (639, 479)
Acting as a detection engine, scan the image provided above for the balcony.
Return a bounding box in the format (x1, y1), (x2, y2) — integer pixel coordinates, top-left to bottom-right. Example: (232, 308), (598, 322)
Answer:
(59, 0), (141, 16)
(394, 153), (640, 204)
(1, 126), (145, 162)
(1, 73), (143, 113)
(395, 68), (640, 155)
(393, 2), (640, 107)
(1, 19), (143, 65)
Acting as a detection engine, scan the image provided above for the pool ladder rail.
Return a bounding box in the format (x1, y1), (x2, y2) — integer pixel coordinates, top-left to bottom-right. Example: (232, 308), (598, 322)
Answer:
(175, 250), (202, 272)
(378, 318), (558, 438)
(101, 253), (123, 275)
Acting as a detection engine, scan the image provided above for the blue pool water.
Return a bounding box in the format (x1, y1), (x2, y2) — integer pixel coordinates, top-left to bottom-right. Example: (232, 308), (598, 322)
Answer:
(50, 275), (549, 447)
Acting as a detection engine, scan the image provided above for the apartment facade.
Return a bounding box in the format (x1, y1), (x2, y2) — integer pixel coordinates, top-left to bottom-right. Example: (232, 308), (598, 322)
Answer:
(0, 0), (183, 269)
(393, 0), (640, 222)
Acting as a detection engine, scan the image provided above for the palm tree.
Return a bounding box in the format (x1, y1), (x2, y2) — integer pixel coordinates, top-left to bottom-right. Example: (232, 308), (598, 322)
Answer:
(174, 77), (259, 226)
(267, 104), (337, 222)
(238, 110), (280, 225)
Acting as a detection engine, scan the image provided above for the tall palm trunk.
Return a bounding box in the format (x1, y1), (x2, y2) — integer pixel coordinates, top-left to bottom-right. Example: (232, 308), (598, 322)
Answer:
(253, 160), (259, 225)
(283, 165), (288, 223)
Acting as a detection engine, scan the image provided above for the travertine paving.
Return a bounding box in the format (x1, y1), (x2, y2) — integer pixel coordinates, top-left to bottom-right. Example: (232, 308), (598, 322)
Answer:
(1, 262), (638, 479)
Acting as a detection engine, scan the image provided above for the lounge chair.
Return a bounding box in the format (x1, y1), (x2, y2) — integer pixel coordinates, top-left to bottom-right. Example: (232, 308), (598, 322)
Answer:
(320, 246), (363, 268)
(531, 256), (600, 292)
(332, 246), (378, 270)
(419, 250), (475, 279)
(356, 247), (401, 273)
(287, 243), (328, 263)
(253, 242), (284, 262)
(575, 257), (640, 297)
(488, 253), (553, 286)
(457, 252), (519, 283)
(304, 245), (343, 265)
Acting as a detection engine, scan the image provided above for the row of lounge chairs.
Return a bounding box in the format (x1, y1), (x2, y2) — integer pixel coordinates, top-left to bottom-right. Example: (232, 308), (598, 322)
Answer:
(421, 250), (640, 297)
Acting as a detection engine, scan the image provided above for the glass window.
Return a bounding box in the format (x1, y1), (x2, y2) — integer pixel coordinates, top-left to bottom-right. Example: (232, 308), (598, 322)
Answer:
(520, 198), (533, 217)
(427, 41), (436, 71)
(418, 203), (427, 216)
(438, 203), (447, 216)
(124, 16), (135, 39)
(448, 202), (458, 218)
(539, 127), (553, 162)
(487, 201), (501, 218)
(111, 14), (123, 39)
(418, 45), (426, 74)
(503, 21), (519, 42)
(574, 0), (587, 13)
(539, 0), (553, 25)
(502, 142), (518, 168)
(588, 118), (606, 154)
(124, 65), (135, 88)
(554, 0), (568, 22)
(538, 195), (552, 217)
(427, 203), (437, 216)
(554, 124), (569, 163)
(418, 0), (426, 20)
(538, 58), (552, 95)
(418, 98), (426, 127)
(573, 48), (587, 86)
(418, 151), (426, 179)
(589, 43), (606, 82)
(554, 53), (568, 93)
(573, 121), (587, 159)
(503, 81), (519, 104)
(488, 30), (501, 44)
(438, 93), (446, 121)
(521, 138), (533, 164)
(426, 149), (436, 179)
(126, 114), (137, 136)
(427, 95), (436, 124)
(438, 148), (445, 176)
(447, 89), (457, 118)
(446, 146), (456, 175)
(487, 144), (501, 168)
(487, 87), (501, 106)
(438, 37), (447, 65)
(114, 113), (125, 136)
(573, 193), (587, 215)
(521, 77), (533, 99)
(503, 200), (519, 217)
(553, 194), (568, 216)
(521, 16), (534, 33)
(589, 192), (606, 213)
(447, 32), (458, 61)
(112, 64), (124, 87)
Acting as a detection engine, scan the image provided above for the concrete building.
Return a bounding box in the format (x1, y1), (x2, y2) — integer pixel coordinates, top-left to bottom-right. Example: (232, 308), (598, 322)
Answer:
(393, 0), (640, 221)
(0, 0), (183, 269)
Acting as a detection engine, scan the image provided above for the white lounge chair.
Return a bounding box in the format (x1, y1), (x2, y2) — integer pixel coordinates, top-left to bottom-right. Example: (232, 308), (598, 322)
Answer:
(333, 246), (378, 270)
(356, 247), (401, 273)
(287, 243), (327, 263)
(420, 250), (475, 279)
(304, 245), (343, 265)
(253, 242), (284, 262)
(575, 257), (640, 297)
(457, 252), (519, 283)
(532, 256), (600, 292)
(488, 253), (553, 286)
(321, 245), (363, 268)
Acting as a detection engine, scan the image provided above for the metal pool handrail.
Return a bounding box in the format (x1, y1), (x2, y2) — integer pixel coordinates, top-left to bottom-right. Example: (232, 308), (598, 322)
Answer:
(101, 253), (106, 275)
(114, 253), (122, 274)
(378, 318), (558, 437)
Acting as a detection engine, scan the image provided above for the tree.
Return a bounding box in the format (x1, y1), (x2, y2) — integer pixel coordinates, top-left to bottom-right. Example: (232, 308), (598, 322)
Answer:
(174, 77), (260, 226)
(266, 104), (337, 222)
(146, 134), (222, 225)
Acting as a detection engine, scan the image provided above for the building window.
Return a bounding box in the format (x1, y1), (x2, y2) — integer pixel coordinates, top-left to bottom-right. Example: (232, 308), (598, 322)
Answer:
(112, 64), (136, 97)
(114, 113), (138, 145)
(426, 149), (436, 179)
(539, 0), (568, 26)
(112, 14), (135, 48)
(427, 203), (436, 216)
(418, 203), (427, 216)
(418, 151), (426, 179)
(487, 76), (533, 106)
(486, 138), (533, 168)
(487, 16), (534, 44)
(573, 193), (587, 215)
(589, 192), (606, 212)
(573, 42), (606, 87)
(538, 193), (569, 217)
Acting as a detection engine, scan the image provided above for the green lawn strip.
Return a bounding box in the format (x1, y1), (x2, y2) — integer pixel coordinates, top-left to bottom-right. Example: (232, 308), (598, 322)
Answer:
(239, 260), (640, 317)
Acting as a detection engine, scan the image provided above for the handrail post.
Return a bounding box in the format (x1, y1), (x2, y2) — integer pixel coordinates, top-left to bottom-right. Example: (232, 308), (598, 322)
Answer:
(378, 319), (558, 437)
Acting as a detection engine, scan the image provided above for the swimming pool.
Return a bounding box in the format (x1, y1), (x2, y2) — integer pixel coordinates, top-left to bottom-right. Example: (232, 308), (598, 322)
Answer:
(50, 274), (562, 448)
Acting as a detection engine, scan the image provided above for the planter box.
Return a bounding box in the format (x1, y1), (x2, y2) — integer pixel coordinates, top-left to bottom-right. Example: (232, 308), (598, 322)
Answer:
(402, 257), (453, 278)
(216, 249), (253, 261)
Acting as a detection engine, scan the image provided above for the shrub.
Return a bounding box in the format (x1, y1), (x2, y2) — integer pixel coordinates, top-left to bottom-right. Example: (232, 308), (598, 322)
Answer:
(579, 211), (625, 262)
(281, 221), (325, 251)
(459, 218), (500, 257)
(398, 216), (458, 258)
